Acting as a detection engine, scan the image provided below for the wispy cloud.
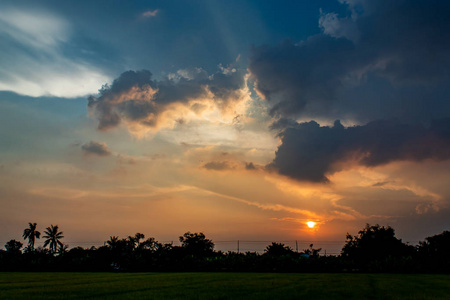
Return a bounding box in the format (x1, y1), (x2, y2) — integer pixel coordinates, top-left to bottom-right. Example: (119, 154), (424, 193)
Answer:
(81, 141), (112, 157)
(142, 9), (159, 18)
(0, 8), (111, 97)
(203, 161), (233, 171)
(197, 186), (322, 220)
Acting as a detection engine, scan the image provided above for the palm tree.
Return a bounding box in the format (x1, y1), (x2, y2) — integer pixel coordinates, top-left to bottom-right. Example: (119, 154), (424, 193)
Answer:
(22, 222), (41, 252)
(106, 236), (120, 249)
(43, 225), (64, 254)
(135, 233), (145, 248)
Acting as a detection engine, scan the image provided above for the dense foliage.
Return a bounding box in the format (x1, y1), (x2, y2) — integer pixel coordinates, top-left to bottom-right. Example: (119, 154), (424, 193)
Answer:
(1, 224), (449, 273)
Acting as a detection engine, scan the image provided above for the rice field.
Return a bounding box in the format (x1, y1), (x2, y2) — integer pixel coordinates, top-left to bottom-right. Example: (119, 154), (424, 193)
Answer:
(1, 272), (449, 299)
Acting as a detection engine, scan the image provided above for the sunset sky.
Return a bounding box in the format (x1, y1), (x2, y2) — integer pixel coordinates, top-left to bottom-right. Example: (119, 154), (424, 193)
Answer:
(1, 0), (449, 252)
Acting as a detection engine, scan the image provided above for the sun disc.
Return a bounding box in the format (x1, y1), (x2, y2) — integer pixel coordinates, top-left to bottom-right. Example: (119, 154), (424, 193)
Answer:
(306, 221), (316, 228)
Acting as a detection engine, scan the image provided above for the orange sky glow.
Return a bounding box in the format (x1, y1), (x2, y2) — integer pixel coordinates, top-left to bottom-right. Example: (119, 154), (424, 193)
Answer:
(1, 0), (449, 254)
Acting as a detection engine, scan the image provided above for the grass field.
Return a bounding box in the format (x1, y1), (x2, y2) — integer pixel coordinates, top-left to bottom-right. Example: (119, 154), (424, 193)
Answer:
(1, 272), (449, 299)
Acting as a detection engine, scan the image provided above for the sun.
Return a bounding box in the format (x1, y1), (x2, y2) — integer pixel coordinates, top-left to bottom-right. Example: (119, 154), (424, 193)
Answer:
(306, 221), (316, 228)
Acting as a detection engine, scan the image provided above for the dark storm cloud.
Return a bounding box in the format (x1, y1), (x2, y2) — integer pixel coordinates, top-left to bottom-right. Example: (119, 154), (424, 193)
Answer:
(269, 117), (302, 130)
(250, 37), (356, 117)
(268, 118), (450, 183)
(81, 141), (112, 156)
(249, 0), (450, 122)
(88, 68), (246, 131)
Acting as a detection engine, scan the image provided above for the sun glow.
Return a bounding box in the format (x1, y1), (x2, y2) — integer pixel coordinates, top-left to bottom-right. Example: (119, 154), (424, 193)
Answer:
(306, 221), (316, 228)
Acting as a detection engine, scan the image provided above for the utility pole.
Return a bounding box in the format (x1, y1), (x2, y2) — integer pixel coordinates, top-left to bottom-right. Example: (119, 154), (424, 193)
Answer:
(237, 240), (240, 254)
(296, 240), (298, 252)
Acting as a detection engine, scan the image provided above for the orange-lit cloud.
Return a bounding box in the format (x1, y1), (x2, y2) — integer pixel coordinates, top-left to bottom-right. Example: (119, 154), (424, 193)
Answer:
(1, 138), (449, 245)
(88, 67), (251, 138)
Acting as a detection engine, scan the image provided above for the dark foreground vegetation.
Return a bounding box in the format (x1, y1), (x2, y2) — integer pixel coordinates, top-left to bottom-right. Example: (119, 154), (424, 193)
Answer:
(1, 272), (450, 299)
(1, 224), (449, 273)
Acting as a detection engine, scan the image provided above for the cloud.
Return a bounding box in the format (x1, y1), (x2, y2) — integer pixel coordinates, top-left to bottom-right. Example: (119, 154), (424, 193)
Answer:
(268, 118), (450, 183)
(142, 10), (159, 18)
(203, 161), (233, 171)
(245, 162), (256, 170)
(202, 160), (259, 171)
(81, 141), (112, 156)
(372, 181), (392, 187)
(249, 0), (450, 123)
(318, 11), (359, 42)
(0, 8), (111, 97)
(88, 66), (248, 134)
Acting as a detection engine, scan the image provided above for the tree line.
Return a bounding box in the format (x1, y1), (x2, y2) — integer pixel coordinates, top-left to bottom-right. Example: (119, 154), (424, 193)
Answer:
(1, 223), (449, 273)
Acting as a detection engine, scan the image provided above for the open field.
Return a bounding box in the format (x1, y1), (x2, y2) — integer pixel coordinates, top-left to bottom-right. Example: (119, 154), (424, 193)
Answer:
(1, 272), (449, 299)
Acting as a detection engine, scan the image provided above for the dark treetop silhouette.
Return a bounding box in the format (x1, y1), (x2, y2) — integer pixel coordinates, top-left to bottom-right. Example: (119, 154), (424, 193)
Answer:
(4, 239), (23, 254)
(43, 225), (64, 254)
(1, 224), (449, 273)
(22, 222), (41, 252)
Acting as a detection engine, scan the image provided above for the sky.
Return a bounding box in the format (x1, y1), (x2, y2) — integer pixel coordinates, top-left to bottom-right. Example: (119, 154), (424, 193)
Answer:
(1, 0), (450, 252)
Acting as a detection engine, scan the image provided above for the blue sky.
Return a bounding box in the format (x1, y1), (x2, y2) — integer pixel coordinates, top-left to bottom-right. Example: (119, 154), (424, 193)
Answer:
(0, 0), (346, 96)
(1, 0), (449, 250)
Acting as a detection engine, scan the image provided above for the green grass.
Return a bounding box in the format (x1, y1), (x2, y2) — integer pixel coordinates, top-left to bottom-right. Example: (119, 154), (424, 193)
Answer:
(0, 272), (449, 299)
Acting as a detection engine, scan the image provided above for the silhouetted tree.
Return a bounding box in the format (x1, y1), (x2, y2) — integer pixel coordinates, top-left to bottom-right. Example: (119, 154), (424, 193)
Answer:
(179, 232), (214, 257)
(134, 233), (145, 249)
(341, 224), (414, 270)
(419, 230), (450, 257)
(418, 230), (450, 272)
(5, 239), (23, 254)
(126, 233), (145, 250)
(126, 236), (136, 250)
(264, 242), (294, 257)
(8, 226), (450, 272)
(43, 225), (64, 254)
(303, 244), (322, 257)
(140, 237), (160, 251)
(22, 222), (41, 252)
(106, 236), (120, 249)
(57, 244), (69, 255)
